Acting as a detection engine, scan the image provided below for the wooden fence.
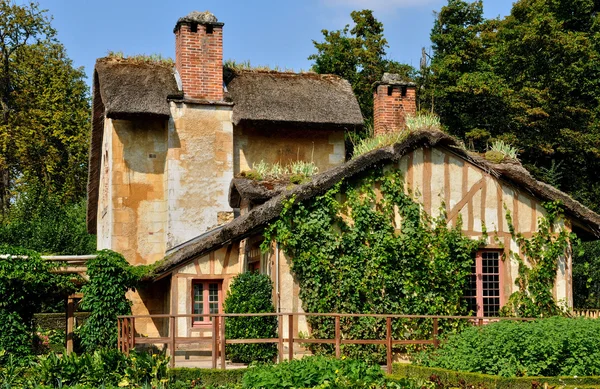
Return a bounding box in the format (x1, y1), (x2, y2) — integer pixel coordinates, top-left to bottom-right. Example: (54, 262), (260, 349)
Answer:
(572, 309), (600, 319)
(117, 313), (533, 374)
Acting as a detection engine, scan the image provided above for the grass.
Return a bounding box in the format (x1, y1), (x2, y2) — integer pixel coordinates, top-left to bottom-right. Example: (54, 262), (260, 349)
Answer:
(106, 51), (174, 67)
(352, 113), (442, 158)
(489, 139), (519, 160)
(245, 160), (319, 181)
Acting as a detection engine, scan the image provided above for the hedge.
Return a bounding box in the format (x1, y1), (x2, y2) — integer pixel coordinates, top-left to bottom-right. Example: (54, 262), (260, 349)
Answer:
(33, 312), (90, 331)
(392, 364), (600, 389)
(167, 368), (245, 385)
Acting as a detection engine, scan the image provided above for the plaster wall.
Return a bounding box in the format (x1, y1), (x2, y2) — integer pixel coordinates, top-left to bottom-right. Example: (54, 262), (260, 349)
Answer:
(167, 103), (235, 249)
(96, 118), (114, 250)
(233, 125), (345, 174)
(395, 146), (571, 308)
(107, 118), (168, 266)
(171, 244), (240, 339)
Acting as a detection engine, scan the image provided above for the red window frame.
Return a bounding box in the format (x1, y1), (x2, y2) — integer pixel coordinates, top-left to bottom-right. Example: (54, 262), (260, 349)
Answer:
(464, 250), (504, 317)
(192, 280), (223, 327)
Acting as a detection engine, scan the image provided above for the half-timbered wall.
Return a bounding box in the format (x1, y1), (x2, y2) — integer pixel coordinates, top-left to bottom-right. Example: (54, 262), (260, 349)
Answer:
(159, 145), (573, 341)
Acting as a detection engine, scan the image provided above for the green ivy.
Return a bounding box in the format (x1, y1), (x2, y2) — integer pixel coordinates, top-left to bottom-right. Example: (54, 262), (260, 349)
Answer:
(79, 250), (139, 352)
(263, 168), (484, 362)
(0, 245), (75, 359)
(223, 272), (278, 363)
(501, 201), (573, 317)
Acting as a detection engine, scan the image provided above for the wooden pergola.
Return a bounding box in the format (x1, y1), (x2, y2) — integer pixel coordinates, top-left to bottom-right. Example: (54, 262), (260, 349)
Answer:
(44, 255), (96, 354)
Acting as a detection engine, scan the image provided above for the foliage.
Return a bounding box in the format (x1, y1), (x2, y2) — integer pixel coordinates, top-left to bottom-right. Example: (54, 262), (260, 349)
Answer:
(309, 10), (414, 126)
(223, 272), (278, 363)
(248, 160), (319, 180)
(263, 168), (483, 362)
(573, 240), (600, 309)
(0, 245), (75, 358)
(393, 363), (600, 389)
(405, 113), (441, 132)
(351, 113), (442, 158)
(0, 1), (90, 210)
(489, 140), (518, 160)
(352, 131), (410, 157)
(167, 368), (246, 387)
(0, 187), (95, 255)
(501, 201), (573, 317)
(425, 0), (600, 212)
(79, 250), (139, 352)
(0, 349), (168, 388)
(242, 356), (424, 389)
(106, 51), (174, 67)
(416, 316), (600, 377)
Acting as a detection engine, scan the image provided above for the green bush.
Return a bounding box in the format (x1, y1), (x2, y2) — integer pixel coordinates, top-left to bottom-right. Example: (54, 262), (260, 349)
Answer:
(242, 356), (422, 388)
(416, 316), (600, 377)
(79, 250), (139, 351)
(393, 364), (600, 389)
(168, 368), (246, 386)
(223, 272), (278, 363)
(0, 246), (75, 359)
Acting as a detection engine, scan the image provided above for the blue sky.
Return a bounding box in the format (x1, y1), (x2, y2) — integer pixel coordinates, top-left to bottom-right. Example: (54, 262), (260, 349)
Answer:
(22, 0), (515, 84)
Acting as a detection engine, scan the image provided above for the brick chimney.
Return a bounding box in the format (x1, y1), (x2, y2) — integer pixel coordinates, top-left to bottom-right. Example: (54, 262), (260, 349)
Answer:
(373, 73), (416, 136)
(174, 11), (224, 101)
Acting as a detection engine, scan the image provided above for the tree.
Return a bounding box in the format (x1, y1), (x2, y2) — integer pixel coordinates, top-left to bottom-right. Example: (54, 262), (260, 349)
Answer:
(425, 0), (600, 211)
(309, 10), (414, 125)
(0, 1), (90, 213)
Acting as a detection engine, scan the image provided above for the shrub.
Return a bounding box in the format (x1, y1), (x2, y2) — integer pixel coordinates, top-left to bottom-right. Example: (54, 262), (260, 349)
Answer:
(79, 250), (139, 351)
(416, 316), (600, 377)
(405, 113), (441, 132)
(352, 131), (410, 157)
(0, 246), (75, 359)
(242, 356), (422, 388)
(223, 272), (278, 363)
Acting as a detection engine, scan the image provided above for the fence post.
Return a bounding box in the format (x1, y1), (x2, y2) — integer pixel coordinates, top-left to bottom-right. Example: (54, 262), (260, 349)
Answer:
(288, 314), (294, 361)
(117, 318), (122, 352)
(433, 318), (439, 349)
(131, 317), (136, 349)
(66, 296), (75, 354)
(212, 316), (219, 369)
(278, 314), (283, 363)
(478, 318), (483, 327)
(220, 316), (226, 370)
(124, 318), (130, 356)
(169, 316), (175, 368)
(386, 317), (392, 375)
(335, 315), (341, 359)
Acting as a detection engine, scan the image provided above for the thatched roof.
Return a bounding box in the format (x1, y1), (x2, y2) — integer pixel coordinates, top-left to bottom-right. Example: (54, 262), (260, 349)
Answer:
(154, 129), (600, 277)
(87, 58), (180, 233)
(94, 58), (180, 119)
(225, 70), (363, 128)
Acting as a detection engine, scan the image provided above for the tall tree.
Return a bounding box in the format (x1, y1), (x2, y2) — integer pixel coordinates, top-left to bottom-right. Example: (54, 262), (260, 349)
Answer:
(0, 1), (89, 212)
(309, 10), (414, 124)
(425, 0), (600, 211)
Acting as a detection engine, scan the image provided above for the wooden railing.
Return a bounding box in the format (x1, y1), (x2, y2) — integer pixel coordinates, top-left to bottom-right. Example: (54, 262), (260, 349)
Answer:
(117, 313), (534, 374)
(572, 309), (600, 319)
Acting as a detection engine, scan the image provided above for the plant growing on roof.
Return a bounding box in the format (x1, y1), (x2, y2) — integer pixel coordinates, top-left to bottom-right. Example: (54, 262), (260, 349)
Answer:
(489, 140), (519, 160)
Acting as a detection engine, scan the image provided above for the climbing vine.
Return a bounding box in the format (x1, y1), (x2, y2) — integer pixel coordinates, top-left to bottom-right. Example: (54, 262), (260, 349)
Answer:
(79, 250), (140, 351)
(501, 201), (574, 317)
(263, 168), (484, 362)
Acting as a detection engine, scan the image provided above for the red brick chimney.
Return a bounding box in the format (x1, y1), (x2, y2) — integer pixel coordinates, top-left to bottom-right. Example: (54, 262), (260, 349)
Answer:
(174, 11), (224, 101)
(373, 73), (416, 136)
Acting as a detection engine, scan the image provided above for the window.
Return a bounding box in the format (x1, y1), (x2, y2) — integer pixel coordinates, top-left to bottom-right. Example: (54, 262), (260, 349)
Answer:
(464, 251), (502, 317)
(192, 281), (222, 326)
(247, 238), (263, 273)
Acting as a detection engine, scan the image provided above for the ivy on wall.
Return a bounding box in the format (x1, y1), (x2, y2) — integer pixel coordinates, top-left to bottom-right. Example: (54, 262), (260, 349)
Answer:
(501, 201), (573, 317)
(263, 165), (574, 360)
(263, 168), (484, 361)
(79, 250), (140, 352)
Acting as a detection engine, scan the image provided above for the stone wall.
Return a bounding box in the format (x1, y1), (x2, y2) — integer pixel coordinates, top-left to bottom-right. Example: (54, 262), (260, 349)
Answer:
(233, 125), (345, 174)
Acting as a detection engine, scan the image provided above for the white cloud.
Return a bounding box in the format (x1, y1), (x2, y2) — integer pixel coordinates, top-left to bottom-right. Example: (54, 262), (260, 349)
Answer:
(321, 0), (441, 11)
